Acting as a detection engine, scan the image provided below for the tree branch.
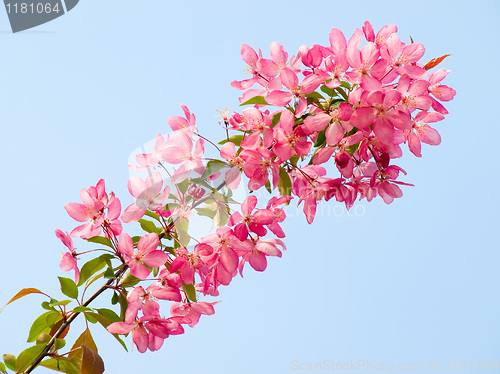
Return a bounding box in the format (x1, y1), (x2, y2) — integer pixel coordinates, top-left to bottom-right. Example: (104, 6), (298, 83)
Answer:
(23, 266), (128, 374)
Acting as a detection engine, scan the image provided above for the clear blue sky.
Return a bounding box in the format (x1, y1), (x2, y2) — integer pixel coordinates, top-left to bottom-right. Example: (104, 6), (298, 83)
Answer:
(0, 1), (498, 373)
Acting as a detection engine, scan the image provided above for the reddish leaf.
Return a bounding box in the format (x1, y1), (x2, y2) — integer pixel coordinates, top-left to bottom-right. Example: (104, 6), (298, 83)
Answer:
(423, 54), (451, 70)
(49, 319), (70, 340)
(71, 345), (104, 374)
(70, 328), (98, 355)
(81, 345), (104, 374)
(0, 288), (49, 314)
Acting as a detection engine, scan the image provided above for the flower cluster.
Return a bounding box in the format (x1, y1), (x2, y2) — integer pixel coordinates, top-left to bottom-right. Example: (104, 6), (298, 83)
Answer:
(229, 20), (455, 222)
(52, 22), (454, 356)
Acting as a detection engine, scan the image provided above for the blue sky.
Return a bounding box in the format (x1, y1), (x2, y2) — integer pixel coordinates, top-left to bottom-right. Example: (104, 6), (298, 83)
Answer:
(0, 0), (498, 373)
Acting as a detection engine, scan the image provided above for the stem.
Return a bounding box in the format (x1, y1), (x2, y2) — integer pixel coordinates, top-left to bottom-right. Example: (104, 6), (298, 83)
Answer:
(23, 266), (129, 374)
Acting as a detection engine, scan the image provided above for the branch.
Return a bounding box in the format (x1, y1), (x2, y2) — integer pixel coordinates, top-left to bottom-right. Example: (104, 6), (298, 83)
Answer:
(23, 266), (129, 374)
(25, 179), (228, 372)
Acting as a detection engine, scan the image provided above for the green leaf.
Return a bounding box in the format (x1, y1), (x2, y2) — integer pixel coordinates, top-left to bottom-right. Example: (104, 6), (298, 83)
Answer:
(218, 134), (244, 146)
(305, 91), (324, 102)
(139, 219), (161, 234)
(58, 277), (78, 300)
(144, 210), (160, 221)
(177, 178), (189, 194)
(278, 167), (292, 197)
(41, 301), (56, 311)
(215, 205), (230, 227)
(73, 306), (94, 313)
(3, 354), (16, 371)
(201, 160), (228, 180)
(85, 236), (113, 249)
(96, 308), (121, 324)
(120, 271), (140, 288)
(335, 86), (349, 100)
(340, 80), (351, 89)
(103, 267), (116, 279)
(101, 255), (113, 269)
(320, 85), (335, 97)
(85, 313), (98, 324)
(0, 361), (6, 373)
(182, 283), (197, 302)
(40, 357), (80, 374)
(49, 299), (72, 307)
(53, 338), (66, 351)
(15, 343), (47, 372)
(313, 127), (327, 147)
(77, 257), (107, 287)
(346, 143), (360, 156)
(265, 179), (272, 194)
(271, 111), (282, 127)
(195, 207), (217, 219)
(174, 218), (190, 247)
(111, 291), (119, 305)
(27, 311), (59, 342)
(117, 292), (128, 320)
(163, 246), (177, 256)
(131, 235), (142, 246)
(0, 288), (48, 314)
(239, 95), (268, 106)
(189, 178), (213, 190)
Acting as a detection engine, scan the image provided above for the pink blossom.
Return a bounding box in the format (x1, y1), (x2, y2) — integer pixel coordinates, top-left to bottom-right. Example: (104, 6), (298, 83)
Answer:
(266, 68), (321, 117)
(129, 134), (168, 171)
(64, 179), (122, 239)
(239, 238), (286, 272)
(170, 301), (218, 328)
(162, 131), (205, 183)
(220, 142), (243, 190)
(121, 171), (170, 223)
(55, 229), (79, 284)
(119, 233), (168, 280)
(227, 195), (275, 241)
(167, 104), (196, 135)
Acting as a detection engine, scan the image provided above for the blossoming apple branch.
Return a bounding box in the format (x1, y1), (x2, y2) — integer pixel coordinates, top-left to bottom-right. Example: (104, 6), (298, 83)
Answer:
(0, 21), (455, 374)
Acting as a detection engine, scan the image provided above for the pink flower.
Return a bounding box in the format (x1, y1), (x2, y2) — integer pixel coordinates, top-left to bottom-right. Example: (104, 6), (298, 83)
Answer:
(170, 301), (217, 328)
(220, 142), (243, 190)
(238, 238), (286, 274)
(55, 229), (79, 284)
(107, 314), (186, 353)
(273, 110), (312, 162)
(162, 131), (205, 184)
(201, 227), (252, 287)
(169, 244), (213, 285)
(344, 28), (386, 90)
(240, 148), (280, 192)
(167, 104), (196, 135)
(227, 195), (275, 241)
(380, 33), (426, 79)
(64, 179), (122, 239)
(406, 111), (443, 157)
(265, 196), (292, 238)
(129, 134), (168, 171)
(266, 68), (321, 117)
(119, 233), (169, 279)
(230, 44), (261, 90)
(121, 171), (170, 223)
